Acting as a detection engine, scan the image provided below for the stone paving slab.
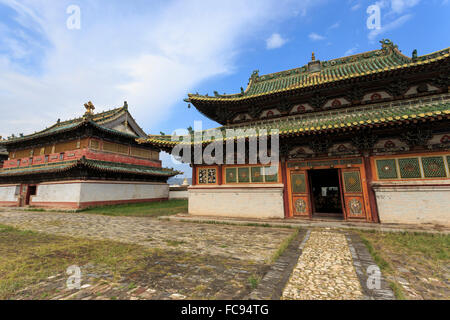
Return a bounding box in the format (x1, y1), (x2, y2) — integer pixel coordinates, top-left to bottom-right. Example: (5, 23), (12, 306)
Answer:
(282, 230), (365, 300)
(0, 210), (294, 262)
(167, 215), (450, 234)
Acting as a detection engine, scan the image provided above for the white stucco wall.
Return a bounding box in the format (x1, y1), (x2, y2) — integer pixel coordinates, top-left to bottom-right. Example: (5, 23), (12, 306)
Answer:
(29, 181), (169, 207)
(0, 185), (19, 203)
(31, 183), (82, 203)
(188, 184), (285, 219)
(79, 182), (168, 202)
(169, 190), (189, 199)
(373, 180), (450, 227)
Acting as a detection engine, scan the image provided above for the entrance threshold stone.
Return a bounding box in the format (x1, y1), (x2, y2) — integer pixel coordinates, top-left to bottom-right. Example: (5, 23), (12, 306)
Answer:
(163, 215), (449, 234)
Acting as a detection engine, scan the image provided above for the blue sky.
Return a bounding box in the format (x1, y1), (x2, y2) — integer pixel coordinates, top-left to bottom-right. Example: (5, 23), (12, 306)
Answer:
(0, 0), (449, 177)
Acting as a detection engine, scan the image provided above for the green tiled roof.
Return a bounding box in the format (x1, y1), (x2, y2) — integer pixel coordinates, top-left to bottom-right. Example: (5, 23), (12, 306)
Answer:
(143, 95), (450, 146)
(0, 104), (141, 145)
(84, 159), (180, 176)
(0, 158), (180, 177)
(187, 40), (450, 102)
(0, 160), (79, 175)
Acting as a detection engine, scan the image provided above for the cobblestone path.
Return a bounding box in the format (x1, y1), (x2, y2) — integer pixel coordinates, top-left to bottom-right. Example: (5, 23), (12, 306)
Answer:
(282, 230), (364, 300)
(0, 210), (294, 262)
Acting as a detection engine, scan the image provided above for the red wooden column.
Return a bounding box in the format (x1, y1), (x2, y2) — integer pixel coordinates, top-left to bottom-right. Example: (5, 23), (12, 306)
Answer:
(281, 157), (290, 218)
(218, 164), (223, 185)
(363, 154), (380, 223)
(191, 164), (197, 185)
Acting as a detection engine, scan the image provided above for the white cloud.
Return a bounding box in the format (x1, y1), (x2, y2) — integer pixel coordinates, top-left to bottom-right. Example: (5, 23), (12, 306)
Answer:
(365, 0), (420, 41)
(328, 22), (340, 30)
(345, 46), (359, 55)
(308, 32), (325, 41)
(390, 0), (420, 13)
(368, 13), (412, 40)
(0, 0), (322, 140)
(266, 33), (288, 49)
(351, 3), (361, 11)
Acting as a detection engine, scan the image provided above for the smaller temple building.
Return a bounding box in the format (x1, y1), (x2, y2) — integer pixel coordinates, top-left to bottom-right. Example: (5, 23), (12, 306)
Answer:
(0, 102), (179, 209)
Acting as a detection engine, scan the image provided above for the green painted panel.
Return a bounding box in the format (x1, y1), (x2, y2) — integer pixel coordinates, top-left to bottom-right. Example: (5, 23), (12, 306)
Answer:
(343, 171), (362, 193)
(238, 167), (250, 183)
(376, 159), (398, 179)
(251, 167), (264, 182)
(398, 158), (422, 179)
(421, 156), (447, 178)
(264, 166), (278, 182)
(225, 167), (237, 183)
(291, 173), (306, 193)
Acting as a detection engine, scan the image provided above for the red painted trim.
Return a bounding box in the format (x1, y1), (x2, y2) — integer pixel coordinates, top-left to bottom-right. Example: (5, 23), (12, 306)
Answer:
(218, 165), (223, 185)
(192, 164), (197, 185)
(4, 148), (162, 169)
(29, 197), (169, 209)
(0, 201), (19, 207)
(364, 156), (380, 223)
(189, 186), (283, 190)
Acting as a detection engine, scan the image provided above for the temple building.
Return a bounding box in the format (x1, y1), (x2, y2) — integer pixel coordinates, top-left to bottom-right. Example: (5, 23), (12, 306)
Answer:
(0, 102), (179, 209)
(0, 147), (7, 166)
(142, 40), (450, 226)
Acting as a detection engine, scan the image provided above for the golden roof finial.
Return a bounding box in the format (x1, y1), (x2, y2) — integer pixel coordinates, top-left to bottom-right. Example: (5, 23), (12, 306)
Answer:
(84, 101), (95, 115)
(311, 52), (316, 61)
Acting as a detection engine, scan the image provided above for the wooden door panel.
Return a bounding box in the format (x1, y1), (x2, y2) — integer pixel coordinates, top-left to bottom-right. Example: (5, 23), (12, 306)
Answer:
(292, 196), (310, 216)
(289, 170), (311, 217)
(345, 196), (366, 218)
(341, 169), (367, 219)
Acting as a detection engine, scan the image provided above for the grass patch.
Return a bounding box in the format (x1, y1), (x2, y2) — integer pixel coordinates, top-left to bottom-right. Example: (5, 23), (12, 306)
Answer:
(269, 228), (300, 264)
(357, 230), (450, 300)
(165, 239), (186, 247)
(0, 223), (151, 299)
(248, 275), (261, 289)
(79, 199), (188, 217)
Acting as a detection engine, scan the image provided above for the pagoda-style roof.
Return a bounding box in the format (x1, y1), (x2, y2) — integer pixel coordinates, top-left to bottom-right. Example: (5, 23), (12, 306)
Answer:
(0, 102), (147, 147)
(186, 40), (450, 125)
(0, 157), (180, 178)
(142, 93), (450, 147)
(188, 40), (449, 102)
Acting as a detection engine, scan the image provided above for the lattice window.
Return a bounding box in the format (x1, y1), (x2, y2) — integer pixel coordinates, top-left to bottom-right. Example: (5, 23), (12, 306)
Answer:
(130, 147), (152, 159)
(251, 167), (263, 182)
(198, 168), (207, 184)
(264, 166), (278, 182)
(398, 158), (422, 179)
(343, 171), (362, 193)
(103, 141), (129, 155)
(376, 159), (398, 179)
(291, 173), (306, 193)
(90, 140), (100, 150)
(117, 144), (129, 155)
(207, 169), (217, 184)
(421, 156), (447, 178)
(225, 167), (237, 183)
(198, 168), (216, 184)
(55, 140), (77, 153)
(238, 167), (250, 183)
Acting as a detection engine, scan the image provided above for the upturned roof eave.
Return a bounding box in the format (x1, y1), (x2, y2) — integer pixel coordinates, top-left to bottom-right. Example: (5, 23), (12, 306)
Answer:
(187, 51), (449, 106)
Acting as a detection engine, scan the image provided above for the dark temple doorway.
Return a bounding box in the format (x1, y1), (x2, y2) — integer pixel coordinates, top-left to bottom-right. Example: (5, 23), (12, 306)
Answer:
(309, 169), (343, 218)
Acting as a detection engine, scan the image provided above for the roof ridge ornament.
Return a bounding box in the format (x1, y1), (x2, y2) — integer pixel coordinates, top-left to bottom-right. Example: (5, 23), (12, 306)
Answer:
(311, 52), (316, 61)
(83, 101), (95, 119)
